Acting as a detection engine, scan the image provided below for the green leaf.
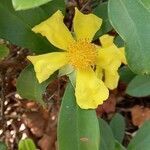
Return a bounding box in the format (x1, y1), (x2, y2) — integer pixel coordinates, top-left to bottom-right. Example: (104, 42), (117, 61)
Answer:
(0, 44), (9, 60)
(110, 113), (125, 143)
(18, 138), (36, 150)
(108, 0), (150, 75)
(58, 65), (74, 77)
(115, 140), (126, 150)
(114, 35), (125, 47)
(0, 0), (65, 54)
(0, 141), (7, 150)
(16, 0), (65, 27)
(128, 121), (150, 150)
(119, 66), (136, 84)
(126, 75), (150, 97)
(12, 0), (52, 10)
(40, 0), (65, 15)
(58, 82), (100, 150)
(99, 118), (115, 150)
(139, 0), (150, 11)
(93, 2), (113, 40)
(16, 65), (56, 105)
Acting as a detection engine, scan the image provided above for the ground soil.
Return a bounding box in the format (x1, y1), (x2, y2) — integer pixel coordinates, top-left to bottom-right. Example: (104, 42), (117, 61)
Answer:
(0, 1), (150, 149)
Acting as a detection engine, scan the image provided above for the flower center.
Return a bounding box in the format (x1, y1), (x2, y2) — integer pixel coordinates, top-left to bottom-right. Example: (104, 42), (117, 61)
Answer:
(67, 39), (97, 70)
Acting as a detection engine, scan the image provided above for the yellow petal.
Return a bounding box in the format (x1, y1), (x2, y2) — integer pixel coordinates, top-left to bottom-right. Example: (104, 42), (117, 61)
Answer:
(104, 70), (119, 90)
(95, 66), (103, 80)
(32, 10), (74, 50)
(97, 46), (121, 70)
(119, 47), (127, 64)
(99, 34), (114, 48)
(75, 69), (109, 109)
(27, 52), (68, 83)
(73, 8), (102, 41)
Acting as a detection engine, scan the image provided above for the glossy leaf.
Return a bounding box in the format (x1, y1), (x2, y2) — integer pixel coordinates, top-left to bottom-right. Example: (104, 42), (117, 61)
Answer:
(0, 141), (7, 150)
(140, 0), (150, 10)
(16, 65), (56, 105)
(0, 44), (9, 60)
(18, 138), (36, 150)
(93, 2), (112, 40)
(126, 75), (150, 97)
(58, 82), (100, 150)
(119, 66), (136, 84)
(108, 0), (150, 75)
(115, 140), (126, 150)
(12, 0), (52, 10)
(114, 36), (125, 47)
(40, 0), (65, 15)
(128, 121), (150, 150)
(99, 118), (115, 150)
(58, 65), (74, 77)
(17, 0), (65, 27)
(110, 113), (125, 143)
(0, 0), (65, 54)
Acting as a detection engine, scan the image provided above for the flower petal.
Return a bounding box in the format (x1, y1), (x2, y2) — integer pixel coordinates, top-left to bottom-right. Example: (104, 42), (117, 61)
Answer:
(73, 8), (102, 41)
(99, 34), (114, 48)
(97, 46), (121, 70)
(75, 69), (109, 109)
(96, 35), (126, 90)
(27, 52), (68, 83)
(95, 66), (103, 80)
(96, 46), (121, 90)
(32, 10), (74, 50)
(119, 47), (127, 64)
(104, 70), (119, 90)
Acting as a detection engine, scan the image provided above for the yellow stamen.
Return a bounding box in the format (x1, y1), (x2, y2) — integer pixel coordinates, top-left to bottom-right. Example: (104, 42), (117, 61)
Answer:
(67, 39), (97, 70)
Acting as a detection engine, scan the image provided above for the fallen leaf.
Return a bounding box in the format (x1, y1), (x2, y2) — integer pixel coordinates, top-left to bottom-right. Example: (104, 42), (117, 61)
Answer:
(23, 112), (47, 137)
(38, 134), (55, 150)
(96, 93), (117, 115)
(131, 105), (150, 127)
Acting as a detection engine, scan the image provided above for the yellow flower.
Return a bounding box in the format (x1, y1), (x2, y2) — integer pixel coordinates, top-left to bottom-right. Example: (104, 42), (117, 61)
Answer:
(96, 34), (127, 90)
(28, 8), (110, 109)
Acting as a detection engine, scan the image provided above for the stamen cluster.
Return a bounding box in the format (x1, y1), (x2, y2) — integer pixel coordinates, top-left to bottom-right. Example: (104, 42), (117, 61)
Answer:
(67, 39), (97, 70)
